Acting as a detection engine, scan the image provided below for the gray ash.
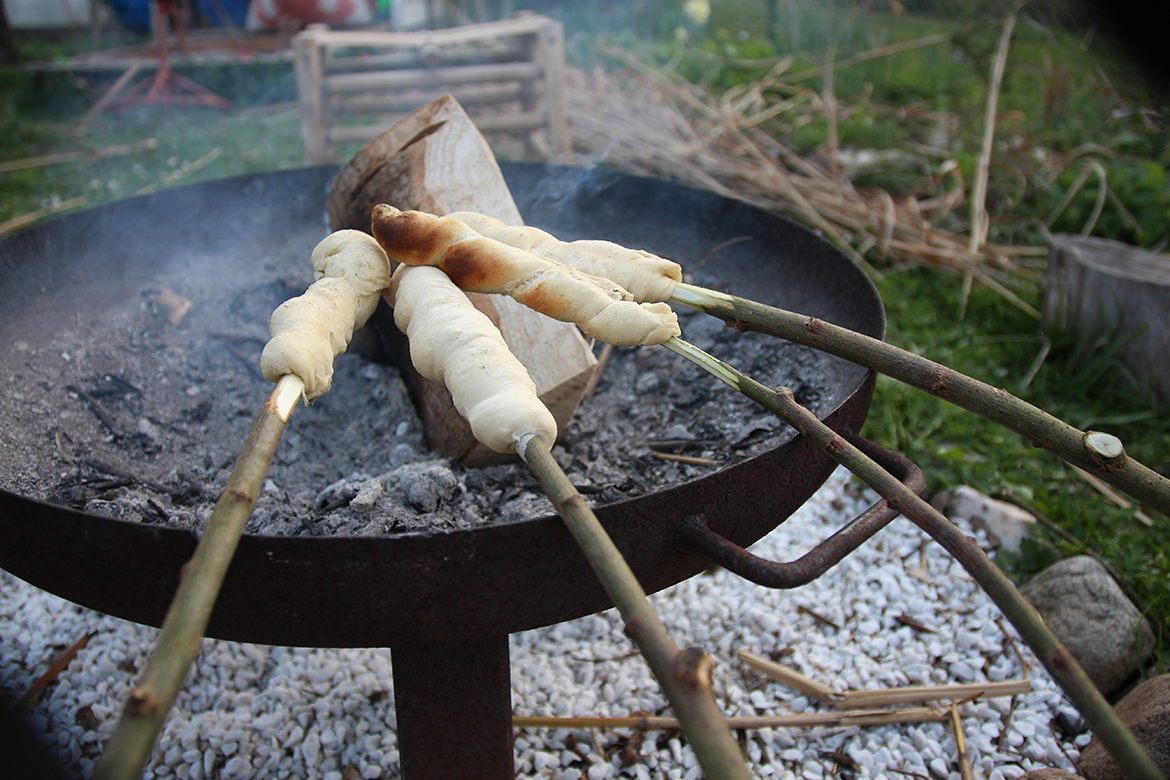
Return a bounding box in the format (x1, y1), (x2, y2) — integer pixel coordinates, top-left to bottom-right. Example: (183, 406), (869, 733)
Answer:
(0, 244), (834, 538)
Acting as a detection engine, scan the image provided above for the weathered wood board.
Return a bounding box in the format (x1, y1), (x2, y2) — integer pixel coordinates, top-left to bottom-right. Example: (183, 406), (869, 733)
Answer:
(1043, 235), (1170, 404)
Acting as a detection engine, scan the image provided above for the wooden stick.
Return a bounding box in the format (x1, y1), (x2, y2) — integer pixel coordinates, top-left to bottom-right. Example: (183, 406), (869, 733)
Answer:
(951, 703), (975, 780)
(19, 631), (98, 712)
(652, 452), (719, 467)
(968, 12), (1016, 255)
(738, 651), (1031, 708)
(92, 374), (303, 780)
(0, 138), (158, 173)
(0, 196), (88, 237)
(737, 651), (838, 703)
(661, 335), (1166, 780)
(513, 707), (947, 731)
(667, 284), (1170, 520)
(519, 436), (751, 780)
(76, 62), (145, 133)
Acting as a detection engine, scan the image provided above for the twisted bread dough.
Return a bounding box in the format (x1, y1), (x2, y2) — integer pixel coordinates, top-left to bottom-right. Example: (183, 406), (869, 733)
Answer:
(389, 265), (558, 454)
(261, 277), (359, 400)
(447, 210), (682, 303)
(371, 205), (680, 347)
(261, 232), (393, 400)
(311, 230), (394, 325)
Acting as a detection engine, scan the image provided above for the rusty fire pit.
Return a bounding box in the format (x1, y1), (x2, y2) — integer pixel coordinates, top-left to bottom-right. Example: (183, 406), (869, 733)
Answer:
(0, 163), (887, 776)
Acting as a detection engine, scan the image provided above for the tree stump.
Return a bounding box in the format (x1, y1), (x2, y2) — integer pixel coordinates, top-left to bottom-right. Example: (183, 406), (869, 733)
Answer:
(1043, 235), (1170, 404)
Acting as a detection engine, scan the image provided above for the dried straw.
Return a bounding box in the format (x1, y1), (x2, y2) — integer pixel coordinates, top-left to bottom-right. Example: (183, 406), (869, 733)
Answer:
(566, 41), (1046, 314)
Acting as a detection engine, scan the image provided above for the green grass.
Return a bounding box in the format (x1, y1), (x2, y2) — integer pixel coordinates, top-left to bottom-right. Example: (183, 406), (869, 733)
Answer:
(865, 267), (1170, 667)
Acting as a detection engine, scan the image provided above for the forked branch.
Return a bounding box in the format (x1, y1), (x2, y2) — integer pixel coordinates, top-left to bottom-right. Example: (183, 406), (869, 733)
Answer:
(663, 336), (1165, 780)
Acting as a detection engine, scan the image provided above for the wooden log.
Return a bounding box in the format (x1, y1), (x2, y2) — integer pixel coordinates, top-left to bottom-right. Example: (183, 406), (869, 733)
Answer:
(1043, 235), (1170, 404)
(326, 94), (597, 466)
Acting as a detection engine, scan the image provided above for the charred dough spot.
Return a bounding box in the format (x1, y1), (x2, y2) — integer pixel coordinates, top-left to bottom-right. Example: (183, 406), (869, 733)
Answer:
(515, 282), (572, 320)
(372, 210), (442, 266)
(442, 243), (496, 290)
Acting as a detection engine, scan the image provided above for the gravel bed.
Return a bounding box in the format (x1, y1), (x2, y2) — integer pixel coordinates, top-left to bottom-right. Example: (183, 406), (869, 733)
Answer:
(0, 467), (1088, 779)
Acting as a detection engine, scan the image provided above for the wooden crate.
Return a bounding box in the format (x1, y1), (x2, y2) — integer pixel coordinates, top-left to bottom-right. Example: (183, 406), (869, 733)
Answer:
(293, 15), (570, 165)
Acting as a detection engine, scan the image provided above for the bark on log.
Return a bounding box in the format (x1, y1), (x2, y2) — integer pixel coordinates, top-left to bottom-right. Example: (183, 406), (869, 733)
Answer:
(327, 94), (596, 466)
(1043, 235), (1170, 404)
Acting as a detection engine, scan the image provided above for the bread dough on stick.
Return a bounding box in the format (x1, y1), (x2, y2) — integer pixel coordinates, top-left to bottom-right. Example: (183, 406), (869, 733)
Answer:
(262, 232), (393, 400)
(448, 210), (682, 303)
(371, 205), (680, 347)
(389, 265), (558, 454)
(261, 278), (359, 400)
(311, 230), (394, 325)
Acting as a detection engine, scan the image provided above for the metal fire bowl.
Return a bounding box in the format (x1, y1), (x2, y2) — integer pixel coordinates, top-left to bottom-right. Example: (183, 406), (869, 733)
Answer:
(0, 164), (884, 648)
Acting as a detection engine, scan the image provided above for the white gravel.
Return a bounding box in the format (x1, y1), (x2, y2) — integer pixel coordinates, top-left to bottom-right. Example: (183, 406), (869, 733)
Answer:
(1, 467), (1085, 779)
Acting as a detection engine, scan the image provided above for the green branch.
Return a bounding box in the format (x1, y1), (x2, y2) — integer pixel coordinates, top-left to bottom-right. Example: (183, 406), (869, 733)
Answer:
(670, 283), (1170, 519)
(519, 436), (751, 780)
(92, 375), (304, 780)
(664, 336), (1165, 780)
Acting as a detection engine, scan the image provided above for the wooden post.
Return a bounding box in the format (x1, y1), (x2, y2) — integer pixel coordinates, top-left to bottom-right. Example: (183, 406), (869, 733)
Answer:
(537, 17), (572, 163)
(1043, 235), (1170, 405)
(327, 94), (597, 466)
(293, 25), (330, 165)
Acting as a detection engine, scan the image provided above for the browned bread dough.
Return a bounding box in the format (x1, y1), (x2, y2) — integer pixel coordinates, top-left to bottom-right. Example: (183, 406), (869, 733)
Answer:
(371, 205), (680, 346)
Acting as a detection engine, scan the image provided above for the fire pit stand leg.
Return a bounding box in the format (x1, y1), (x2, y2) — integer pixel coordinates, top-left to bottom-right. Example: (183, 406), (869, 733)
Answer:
(391, 635), (514, 778)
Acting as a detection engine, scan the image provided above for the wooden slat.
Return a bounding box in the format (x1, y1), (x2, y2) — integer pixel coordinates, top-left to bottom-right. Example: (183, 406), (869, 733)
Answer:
(327, 110), (546, 145)
(303, 15), (547, 49)
(324, 48), (520, 74)
(324, 61), (542, 94)
(330, 84), (526, 115)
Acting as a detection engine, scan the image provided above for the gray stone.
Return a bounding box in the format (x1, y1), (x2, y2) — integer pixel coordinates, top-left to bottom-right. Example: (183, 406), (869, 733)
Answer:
(1079, 674), (1170, 780)
(946, 485), (1035, 553)
(1019, 556), (1154, 696)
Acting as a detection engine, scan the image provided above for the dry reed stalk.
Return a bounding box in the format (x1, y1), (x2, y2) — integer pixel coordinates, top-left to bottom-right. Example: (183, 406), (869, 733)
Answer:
(570, 42), (1046, 306)
(1071, 465), (1156, 527)
(969, 12), (1017, 255)
(0, 138), (159, 173)
(0, 195), (89, 237)
(739, 650), (1032, 708)
(513, 707), (947, 731)
(19, 631), (97, 712)
(651, 452), (719, 466)
(950, 703), (975, 780)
